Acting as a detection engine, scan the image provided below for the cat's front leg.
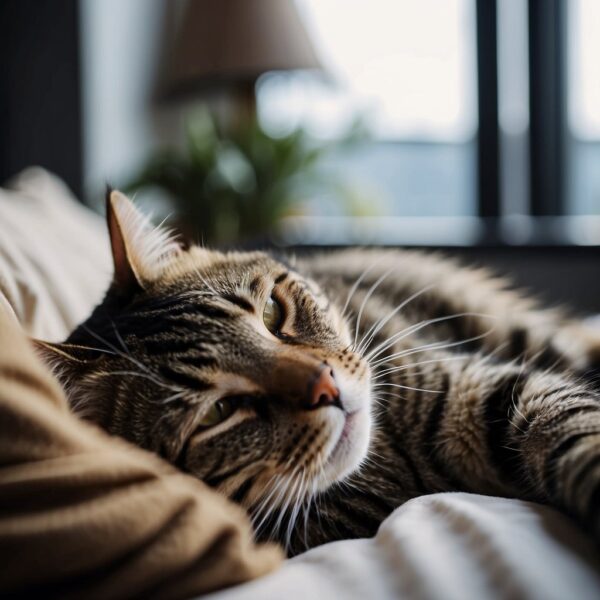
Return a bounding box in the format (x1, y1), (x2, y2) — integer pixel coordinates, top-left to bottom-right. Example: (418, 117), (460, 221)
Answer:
(425, 358), (600, 540)
(513, 370), (600, 538)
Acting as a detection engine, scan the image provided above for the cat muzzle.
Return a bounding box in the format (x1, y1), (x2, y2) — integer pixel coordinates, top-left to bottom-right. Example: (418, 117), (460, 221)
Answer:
(269, 353), (344, 413)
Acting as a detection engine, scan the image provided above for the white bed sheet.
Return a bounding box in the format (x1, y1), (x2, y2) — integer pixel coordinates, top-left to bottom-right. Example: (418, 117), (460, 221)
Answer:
(205, 493), (600, 600)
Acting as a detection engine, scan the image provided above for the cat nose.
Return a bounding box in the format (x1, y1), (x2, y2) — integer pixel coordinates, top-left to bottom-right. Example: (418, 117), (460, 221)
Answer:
(306, 365), (341, 410)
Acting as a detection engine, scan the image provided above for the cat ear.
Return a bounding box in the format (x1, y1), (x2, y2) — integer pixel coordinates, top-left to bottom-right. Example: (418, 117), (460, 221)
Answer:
(106, 188), (181, 293)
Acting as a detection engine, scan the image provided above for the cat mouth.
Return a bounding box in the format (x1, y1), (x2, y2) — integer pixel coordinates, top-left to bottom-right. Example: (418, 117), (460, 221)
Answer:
(314, 369), (372, 488)
(312, 406), (370, 491)
(327, 409), (362, 463)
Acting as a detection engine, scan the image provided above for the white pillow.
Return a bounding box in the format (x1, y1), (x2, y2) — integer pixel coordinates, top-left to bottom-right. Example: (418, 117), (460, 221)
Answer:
(0, 168), (111, 341)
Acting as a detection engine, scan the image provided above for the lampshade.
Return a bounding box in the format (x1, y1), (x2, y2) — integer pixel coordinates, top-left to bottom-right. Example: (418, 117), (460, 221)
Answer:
(162, 0), (322, 99)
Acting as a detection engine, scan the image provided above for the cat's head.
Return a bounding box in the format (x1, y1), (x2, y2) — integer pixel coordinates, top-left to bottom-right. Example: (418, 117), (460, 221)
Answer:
(38, 191), (372, 514)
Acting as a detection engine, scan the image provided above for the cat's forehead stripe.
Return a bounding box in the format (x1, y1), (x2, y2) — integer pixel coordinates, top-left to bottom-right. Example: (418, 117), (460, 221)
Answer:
(158, 365), (213, 392)
(222, 293), (255, 313)
(249, 275), (264, 295)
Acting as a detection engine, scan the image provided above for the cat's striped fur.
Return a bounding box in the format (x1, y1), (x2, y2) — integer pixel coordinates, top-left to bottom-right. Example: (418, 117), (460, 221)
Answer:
(39, 191), (600, 555)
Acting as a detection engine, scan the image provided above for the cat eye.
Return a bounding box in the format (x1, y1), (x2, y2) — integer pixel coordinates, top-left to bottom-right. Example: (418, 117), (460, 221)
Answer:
(198, 398), (235, 428)
(263, 295), (284, 334)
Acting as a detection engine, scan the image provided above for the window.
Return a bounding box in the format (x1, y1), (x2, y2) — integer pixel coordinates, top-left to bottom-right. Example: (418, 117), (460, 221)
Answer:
(567, 0), (600, 215)
(257, 0), (600, 246)
(257, 0), (478, 239)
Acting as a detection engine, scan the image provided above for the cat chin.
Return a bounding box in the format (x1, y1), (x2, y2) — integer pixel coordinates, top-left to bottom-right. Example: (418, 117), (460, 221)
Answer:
(316, 407), (372, 491)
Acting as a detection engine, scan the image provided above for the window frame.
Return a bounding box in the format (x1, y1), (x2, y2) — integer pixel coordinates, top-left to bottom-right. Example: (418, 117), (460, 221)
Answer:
(476, 0), (570, 233)
(278, 0), (597, 248)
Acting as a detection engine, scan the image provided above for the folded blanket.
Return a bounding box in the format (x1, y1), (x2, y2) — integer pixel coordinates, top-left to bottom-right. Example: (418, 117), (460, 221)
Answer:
(0, 307), (282, 599)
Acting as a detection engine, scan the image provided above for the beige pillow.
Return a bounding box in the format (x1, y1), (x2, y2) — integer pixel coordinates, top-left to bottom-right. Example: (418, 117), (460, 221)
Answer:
(0, 167), (111, 340)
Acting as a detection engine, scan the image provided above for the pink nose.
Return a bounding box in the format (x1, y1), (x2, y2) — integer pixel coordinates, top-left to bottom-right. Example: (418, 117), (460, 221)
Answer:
(307, 366), (340, 409)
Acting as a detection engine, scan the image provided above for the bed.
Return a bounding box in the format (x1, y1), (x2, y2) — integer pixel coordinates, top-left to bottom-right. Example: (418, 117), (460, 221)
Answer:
(2, 168), (599, 600)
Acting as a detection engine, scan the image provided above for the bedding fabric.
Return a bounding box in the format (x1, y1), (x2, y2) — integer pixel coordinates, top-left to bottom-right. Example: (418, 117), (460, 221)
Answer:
(205, 493), (600, 600)
(0, 167), (111, 340)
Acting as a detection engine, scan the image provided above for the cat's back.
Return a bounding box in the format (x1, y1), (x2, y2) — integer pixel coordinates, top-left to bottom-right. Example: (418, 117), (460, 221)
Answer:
(292, 246), (551, 362)
(294, 247), (493, 295)
(293, 247), (504, 319)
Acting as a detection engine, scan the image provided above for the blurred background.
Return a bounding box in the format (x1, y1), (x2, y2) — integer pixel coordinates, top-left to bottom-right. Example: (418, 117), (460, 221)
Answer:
(0, 0), (599, 311)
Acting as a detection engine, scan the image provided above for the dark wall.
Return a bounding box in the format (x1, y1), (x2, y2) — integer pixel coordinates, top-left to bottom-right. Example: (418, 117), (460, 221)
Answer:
(0, 0), (82, 195)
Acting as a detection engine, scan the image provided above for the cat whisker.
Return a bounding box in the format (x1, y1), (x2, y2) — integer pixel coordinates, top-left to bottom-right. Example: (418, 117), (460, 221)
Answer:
(371, 368), (427, 382)
(197, 273), (220, 297)
(257, 463), (302, 543)
(352, 266), (396, 350)
(340, 258), (382, 321)
(284, 471), (305, 550)
(302, 479), (316, 550)
(283, 482), (300, 550)
(508, 356), (531, 433)
(81, 324), (181, 392)
(252, 473), (286, 538)
(355, 284), (435, 356)
(313, 461), (327, 531)
(371, 354), (469, 376)
(365, 449), (387, 464)
(368, 326), (497, 368)
(160, 390), (188, 404)
(371, 364), (435, 380)
(365, 312), (497, 362)
(335, 477), (362, 497)
(64, 344), (118, 356)
(110, 319), (131, 356)
(276, 472), (300, 547)
(280, 465), (310, 549)
(96, 370), (182, 393)
(249, 472), (279, 524)
(371, 382), (444, 394)
(367, 395), (386, 408)
(363, 314), (458, 361)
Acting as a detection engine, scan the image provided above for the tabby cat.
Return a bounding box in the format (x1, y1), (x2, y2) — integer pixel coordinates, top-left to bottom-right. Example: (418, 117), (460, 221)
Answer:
(38, 190), (600, 555)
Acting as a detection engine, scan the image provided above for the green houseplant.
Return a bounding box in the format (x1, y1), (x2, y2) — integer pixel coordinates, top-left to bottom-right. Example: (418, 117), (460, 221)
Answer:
(127, 109), (366, 245)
